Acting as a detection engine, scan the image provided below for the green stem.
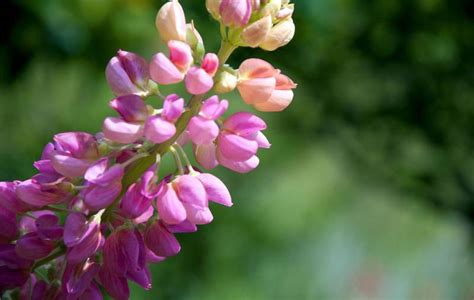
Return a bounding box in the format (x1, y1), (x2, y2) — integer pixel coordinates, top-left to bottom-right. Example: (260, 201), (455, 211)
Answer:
(32, 246), (66, 271)
(217, 40), (237, 65)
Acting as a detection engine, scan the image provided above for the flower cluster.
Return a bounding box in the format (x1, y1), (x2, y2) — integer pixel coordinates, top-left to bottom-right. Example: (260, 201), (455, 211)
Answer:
(0, 0), (296, 299)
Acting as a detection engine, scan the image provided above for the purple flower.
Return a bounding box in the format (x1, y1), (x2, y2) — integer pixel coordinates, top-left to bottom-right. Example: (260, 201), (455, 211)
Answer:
(144, 220), (181, 257)
(120, 166), (159, 219)
(103, 229), (145, 276)
(35, 214), (63, 240)
(106, 50), (150, 97)
(0, 266), (30, 294)
(50, 132), (99, 178)
(62, 260), (100, 298)
(82, 158), (124, 211)
(98, 267), (130, 300)
(0, 206), (17, 244)
(15, 232), (55, 260)
(64, 212), (104, 264)
(0, 181), (31, 214)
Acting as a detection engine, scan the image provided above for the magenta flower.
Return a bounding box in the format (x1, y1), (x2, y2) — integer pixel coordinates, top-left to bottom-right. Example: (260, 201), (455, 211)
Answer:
(0, 182), (31, 214)
(184, 53), (219, 95)
(0, 206), (17, 244)
(62, 260), (100, 298)
(106, 50), (150, 97)
(188, 95), (228, 145)
(103, 95), (148, 144)
(15, 178), (68, 207)
(144, 220), (181, 257)
(15, 232), (55, 260)
(120, 166), (159, 219)
(82, 158), (124, 211)
(144, 94), (184, 143)
(49, 132), (99, 178)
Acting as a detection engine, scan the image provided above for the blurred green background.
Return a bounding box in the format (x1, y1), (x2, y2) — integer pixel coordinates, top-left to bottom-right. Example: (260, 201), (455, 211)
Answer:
(1, 0), (474, 299)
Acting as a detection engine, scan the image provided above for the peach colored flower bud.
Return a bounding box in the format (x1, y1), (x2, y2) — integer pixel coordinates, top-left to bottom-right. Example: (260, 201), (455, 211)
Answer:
(241, 15), (272, 47)
(206, 0), (221, 20)
(214, 69), (238, 94)
(237, 58), (297, 112)
(155, 0), (187, 42)
(260, 18), (295, 51)
(219, 0), (252, 28)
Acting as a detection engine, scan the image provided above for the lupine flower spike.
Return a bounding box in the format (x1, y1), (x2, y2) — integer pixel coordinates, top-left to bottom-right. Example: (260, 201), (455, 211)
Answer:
(0, 0), (296, 299)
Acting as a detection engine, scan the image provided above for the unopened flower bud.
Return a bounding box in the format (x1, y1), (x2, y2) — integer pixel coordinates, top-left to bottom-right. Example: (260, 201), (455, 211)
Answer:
(219, 0), (252, 28)
(259, 0), (282, 18)
(155, 0), (187, 42)
(106, 50), (150, 97)
(186, 23), (205, 59)
(206, 0), (221, 21)
(260, 18), (295, 51)
(241, 15), (272, 47)
(214, 68), (238, 94)
(276, 3), (294, 20)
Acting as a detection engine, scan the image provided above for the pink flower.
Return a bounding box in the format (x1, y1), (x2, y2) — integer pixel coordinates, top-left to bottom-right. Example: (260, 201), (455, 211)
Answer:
(187, 96), (228, 145)
(237, 58), (297, 112)
(194, 112), (270, 173)
(144, 94), (184, 143)
(219, 0), (252, 27)
(103, 95), (148, 144)
(156, 174), (213, 225)
(150, 40), (193, 85)
(106, 50), (150, 96)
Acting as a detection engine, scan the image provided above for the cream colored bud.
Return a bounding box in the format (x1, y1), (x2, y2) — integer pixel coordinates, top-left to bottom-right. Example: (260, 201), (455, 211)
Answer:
(260, 18), (295, 51)
(206, 0), (222, 20)
(214, 69), (238, 94)
(241, 16), (272, 47)
(259, 0), (282, 18)
(276, 4), (294, 20)
(155, 0), (187, 42)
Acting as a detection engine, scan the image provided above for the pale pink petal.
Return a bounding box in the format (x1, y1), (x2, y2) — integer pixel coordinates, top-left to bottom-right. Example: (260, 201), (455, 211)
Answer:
(188, 117), (219, 145)
(194, 143), (218, 170)
(51, 154), (92, 178)
(238, 58), (277, 79)
(182, 203), (213, 225)
(197, 173), (232, 207)
(149, 53), (184, 85)
(218, 133), (258, 161)
(217, 153), (260, 173)
(184, 67), (214, 95)
(237, 77), (275, 104)
(156, 184), (186, 225)
(174, 175), (207, 207)
(102, 117), (143, 144)
(144, 116), (176, 144)
(253, 89), (294, 112)
(201, 96), (228, 120)
(223, 112), (267, 135)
